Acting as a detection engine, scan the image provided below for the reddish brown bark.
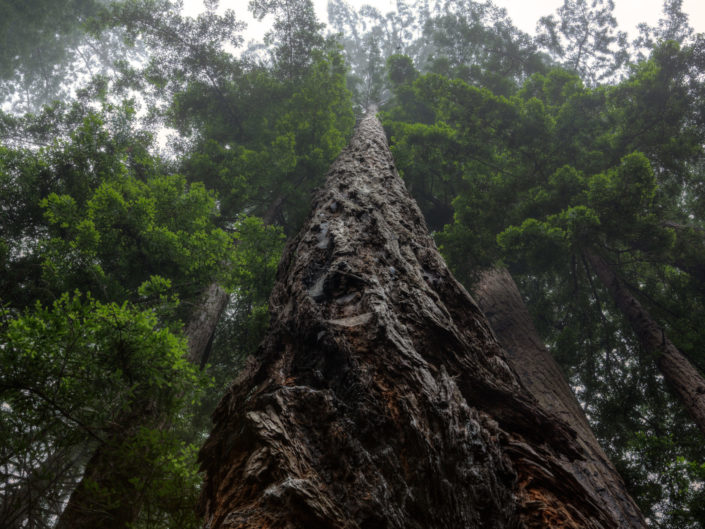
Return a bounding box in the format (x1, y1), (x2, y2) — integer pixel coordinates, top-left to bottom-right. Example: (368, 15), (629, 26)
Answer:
(586, 251), (705, 436)
(198, 111), (643, 529)
(474, 267), (645, 528)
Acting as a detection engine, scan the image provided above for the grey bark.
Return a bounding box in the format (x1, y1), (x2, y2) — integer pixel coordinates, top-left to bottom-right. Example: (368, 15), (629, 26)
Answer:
(185, 282), (230, 368)
(1, 443), (90, 529)
(198, 110), (643, 529)
(473, 267), (646, 528)
(55, 283), (228, 529)
(586, 251), (705, 436)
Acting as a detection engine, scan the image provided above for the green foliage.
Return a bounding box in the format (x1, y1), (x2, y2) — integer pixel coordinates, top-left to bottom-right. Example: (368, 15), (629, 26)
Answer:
(536, 0), (628, 84)
(1, 3), (354, 525)
(388, 121), (462, 229)
(250, 0), (324, 80)
(117, 430), (204, 529)
(327, 0), (418, 109)
(189, 217), (284, 441)
(330, 0), (548, 108)
(0, 0), (102, 109)
(388, 54), (418, 87)
(111, 0), (353, 229)
(0, 293), (207, 527)
(620, 432), (705, 526)
(497, 218), (570, 271)
(229, 216), (286, 300)
(0, 100), (235, 311)
(0, 101), (154, 307)
(423, 0), (548, 95)
(0, 97), (234, 527)
(633, 0), (694, 60)
(39, 172), (232, 303)
(172, 47), (354, 231)
(2, 1), (704, 527)
(0, 0), (158, 112)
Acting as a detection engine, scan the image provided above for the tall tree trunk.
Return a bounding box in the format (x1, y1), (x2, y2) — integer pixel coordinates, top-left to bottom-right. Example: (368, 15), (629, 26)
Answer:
(1, 443), (90, 529)
(55, 284), (229, 529)
(473, 267), (645, 528)
(586, 251), (705, 436)
(54, 413), (153, 529)
(185, 283), (230, 368)
(198, 110), (645, 529)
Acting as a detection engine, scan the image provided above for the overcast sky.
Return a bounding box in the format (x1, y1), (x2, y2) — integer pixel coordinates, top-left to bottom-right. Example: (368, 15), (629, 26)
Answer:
(491, 0), (704, 36)
(183, 0), (704, 40)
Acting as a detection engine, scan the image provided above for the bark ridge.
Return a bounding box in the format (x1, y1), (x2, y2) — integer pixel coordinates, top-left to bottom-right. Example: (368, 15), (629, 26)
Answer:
(199, 111), (642, 529)
(474, 267), (645, 528)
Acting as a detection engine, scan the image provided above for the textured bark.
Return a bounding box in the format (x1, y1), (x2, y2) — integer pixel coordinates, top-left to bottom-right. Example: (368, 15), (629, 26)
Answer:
(55, 283), (228, 529)
(586, 251), (705, 436)
(263, 194), (286, 226)
(474, 267), (646, 528)
(198, 111), (641, 529)
(185, 283), (230, 368)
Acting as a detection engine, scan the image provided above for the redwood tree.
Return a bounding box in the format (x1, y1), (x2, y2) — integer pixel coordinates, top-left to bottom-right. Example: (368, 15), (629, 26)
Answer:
(473, 267), (644, 526)
(198, 111), (646, 529)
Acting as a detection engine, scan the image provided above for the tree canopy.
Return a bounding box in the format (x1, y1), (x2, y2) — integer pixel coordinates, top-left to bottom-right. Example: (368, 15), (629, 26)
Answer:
(1, 0), (704, 527)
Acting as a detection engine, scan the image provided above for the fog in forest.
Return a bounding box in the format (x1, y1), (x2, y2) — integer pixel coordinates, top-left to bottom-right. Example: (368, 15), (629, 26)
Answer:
(2, 1), (705, 528)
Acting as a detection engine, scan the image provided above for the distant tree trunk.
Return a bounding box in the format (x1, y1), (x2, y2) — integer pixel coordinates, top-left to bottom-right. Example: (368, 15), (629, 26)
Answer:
(473, 267), (645, 527)
(1, 443), (90, 529)
(54, 412), (154, 529)
(198, 110), (645, 529)
(55, 284), (229, 529)
(586, 251), (705, 436)
(185, 283), (230, 368)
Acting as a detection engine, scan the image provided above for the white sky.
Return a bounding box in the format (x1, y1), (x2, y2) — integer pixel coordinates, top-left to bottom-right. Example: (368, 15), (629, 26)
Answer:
(183, 0), (705, 41)
(492, 0), (704, 36)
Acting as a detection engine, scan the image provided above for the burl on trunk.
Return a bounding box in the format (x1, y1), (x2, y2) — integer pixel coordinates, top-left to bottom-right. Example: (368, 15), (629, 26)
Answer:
(198, 111), (646, 529)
